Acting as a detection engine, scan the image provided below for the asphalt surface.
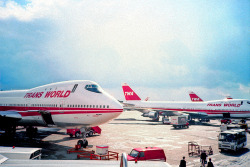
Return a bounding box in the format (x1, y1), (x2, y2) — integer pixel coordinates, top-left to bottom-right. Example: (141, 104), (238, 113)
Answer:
(1, 110), (249, 167)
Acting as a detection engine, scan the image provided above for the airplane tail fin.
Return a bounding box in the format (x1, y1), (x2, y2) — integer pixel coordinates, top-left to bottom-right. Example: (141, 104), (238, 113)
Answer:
(189, 91), (203, 102)
(122, 83), (141, 101)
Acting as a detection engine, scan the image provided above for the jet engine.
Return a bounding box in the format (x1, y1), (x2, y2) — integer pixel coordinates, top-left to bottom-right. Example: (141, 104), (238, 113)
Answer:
(148, 111), (159, 121)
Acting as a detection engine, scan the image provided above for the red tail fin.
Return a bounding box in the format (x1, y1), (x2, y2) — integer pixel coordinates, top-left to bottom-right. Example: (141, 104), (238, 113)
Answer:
(122, 83), (141, 101)
(189, 91), (203, 102)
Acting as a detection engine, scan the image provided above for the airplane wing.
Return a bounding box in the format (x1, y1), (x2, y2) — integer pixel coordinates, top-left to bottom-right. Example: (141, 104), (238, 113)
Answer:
(122, 102), (135, 107)
(0, 111), (22, 127)
(181, 110), (208, 118)
(151, 108), (181, 116)
(0, 111), (22, 120)
(123, 106), (181, 116)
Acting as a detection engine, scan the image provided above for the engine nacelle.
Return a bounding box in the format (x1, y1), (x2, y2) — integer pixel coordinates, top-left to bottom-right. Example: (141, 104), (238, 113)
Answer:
(148, 111), (159, 121)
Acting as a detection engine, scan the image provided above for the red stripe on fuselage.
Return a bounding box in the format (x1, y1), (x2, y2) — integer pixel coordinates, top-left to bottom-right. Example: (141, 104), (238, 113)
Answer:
(18, 110), (123, 117)
(0, 106), (123, 117)
(151, 108), (250, 115)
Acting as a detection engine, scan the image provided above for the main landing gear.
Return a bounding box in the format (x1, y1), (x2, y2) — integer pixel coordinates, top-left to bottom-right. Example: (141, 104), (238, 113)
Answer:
(4, 125), (16, 136)
(77, 128), (89, 148)
(26, 126), (38, 138)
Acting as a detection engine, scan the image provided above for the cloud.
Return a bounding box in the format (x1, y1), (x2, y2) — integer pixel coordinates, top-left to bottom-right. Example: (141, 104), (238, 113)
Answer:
(239, 84), (250, 94)
(0, 0), (67, 21)
(0, 0), (249, 100)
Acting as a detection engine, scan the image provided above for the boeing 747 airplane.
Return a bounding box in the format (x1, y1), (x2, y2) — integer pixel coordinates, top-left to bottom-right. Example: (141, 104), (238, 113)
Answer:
(122, 83), (250, 122)
(0, 80), (123, 146)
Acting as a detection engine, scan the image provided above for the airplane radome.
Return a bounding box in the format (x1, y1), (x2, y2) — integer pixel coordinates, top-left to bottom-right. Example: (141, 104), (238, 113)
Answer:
(0, 80), (123, 133)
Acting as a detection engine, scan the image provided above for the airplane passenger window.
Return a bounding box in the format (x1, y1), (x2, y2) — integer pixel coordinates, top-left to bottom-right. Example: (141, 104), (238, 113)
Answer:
(107, 105), (109, 108)
(85, 84), (102, 93)
(90, 105), (92, 108)
(103, 105), (105, 108)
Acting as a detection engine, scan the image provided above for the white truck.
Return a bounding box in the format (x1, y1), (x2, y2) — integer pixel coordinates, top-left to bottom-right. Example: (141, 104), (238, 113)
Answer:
(171, 116), (189, 129)
(0, 146), (42, 159)
(218, 129), (247, 151)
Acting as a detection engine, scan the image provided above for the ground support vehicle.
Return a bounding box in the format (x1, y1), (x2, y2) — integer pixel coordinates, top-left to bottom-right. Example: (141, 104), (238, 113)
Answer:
(188, 142), (213, 156)
(200, 145), (213, 155)
(238, 123), (250, 134)
(218, 129), (247, 151)
(221, 119), (232, 124)
(127, 147), (166, 162)
(188, 141), (201, 156)
(86, 151), (119, 160)
(162, 117), (171, 124)
(67, 145), (94, 154)
(0, 146), (42, 160)
(220, 123), (250, 134)
(67, 126), (101, 138)
(171, 116), (189, 129)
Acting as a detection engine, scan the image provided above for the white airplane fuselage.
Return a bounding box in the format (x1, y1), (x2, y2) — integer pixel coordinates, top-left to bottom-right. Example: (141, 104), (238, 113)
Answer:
(126, 99), (250, 119)
(0, 80), (123, 128)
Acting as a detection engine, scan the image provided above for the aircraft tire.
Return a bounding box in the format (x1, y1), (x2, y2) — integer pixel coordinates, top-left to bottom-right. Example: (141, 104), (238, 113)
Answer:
(88, 131), (93, 137)
(77, 140), (83, 147)
(83, 140), (88, 148)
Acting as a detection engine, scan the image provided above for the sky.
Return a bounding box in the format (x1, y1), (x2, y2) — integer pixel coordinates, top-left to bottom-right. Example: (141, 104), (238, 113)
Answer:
(0, 0), (249, 101)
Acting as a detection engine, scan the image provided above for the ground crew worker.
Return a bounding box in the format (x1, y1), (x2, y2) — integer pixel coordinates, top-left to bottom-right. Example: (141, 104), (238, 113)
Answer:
(179, 156), (186, 167)
(207, 158), (214, 167)
(200, 151), (207, 167)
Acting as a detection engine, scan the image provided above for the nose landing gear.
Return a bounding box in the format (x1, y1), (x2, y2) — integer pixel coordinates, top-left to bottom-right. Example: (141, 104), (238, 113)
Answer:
(77, 128), (89, 148)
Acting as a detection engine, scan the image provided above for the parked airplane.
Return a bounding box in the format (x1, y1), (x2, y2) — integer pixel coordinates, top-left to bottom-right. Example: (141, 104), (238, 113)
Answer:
(122, 83), (250, 122)
(0, 80), (123, 146)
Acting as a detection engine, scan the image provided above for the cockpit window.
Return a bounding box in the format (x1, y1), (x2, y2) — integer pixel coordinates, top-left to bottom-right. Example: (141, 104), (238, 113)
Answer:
(247, 101), (250, 105)
(85, 84), (102, 93)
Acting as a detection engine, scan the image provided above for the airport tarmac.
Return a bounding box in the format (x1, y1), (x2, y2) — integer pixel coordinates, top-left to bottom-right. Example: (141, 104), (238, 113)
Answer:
(1, 110), (250, 167)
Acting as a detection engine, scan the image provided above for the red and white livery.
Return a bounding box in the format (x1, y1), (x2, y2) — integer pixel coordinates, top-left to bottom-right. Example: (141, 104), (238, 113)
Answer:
(122, 83), (250, 121)
(0, 80), (123, 133)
